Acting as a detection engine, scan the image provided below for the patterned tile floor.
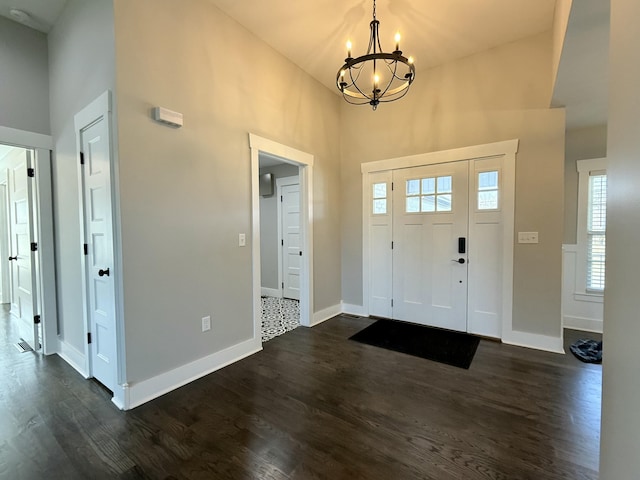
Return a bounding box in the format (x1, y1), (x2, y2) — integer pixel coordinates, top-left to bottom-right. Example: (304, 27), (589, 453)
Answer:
(261, 296), (300, 342)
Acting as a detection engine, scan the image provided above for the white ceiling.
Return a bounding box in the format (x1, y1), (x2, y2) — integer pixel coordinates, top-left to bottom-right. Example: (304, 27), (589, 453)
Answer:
(0, 0), (609, 130)
(209, 0), (557, 93)
(552, 0), (609, 129)
(0, 0), (67, 32)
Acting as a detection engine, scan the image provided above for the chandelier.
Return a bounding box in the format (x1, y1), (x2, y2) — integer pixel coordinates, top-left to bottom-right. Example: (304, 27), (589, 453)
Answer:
(336, 0), (416, 110)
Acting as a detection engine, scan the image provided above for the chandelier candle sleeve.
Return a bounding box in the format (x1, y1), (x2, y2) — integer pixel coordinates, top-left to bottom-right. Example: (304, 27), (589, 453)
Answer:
(336, 0), (416, 110)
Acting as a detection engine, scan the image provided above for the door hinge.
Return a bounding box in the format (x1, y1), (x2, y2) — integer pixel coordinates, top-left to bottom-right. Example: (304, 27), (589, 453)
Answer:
(30, 242), (38, 252)
(391, 182), (394, 191)
(27, 167), (35, 177)
(87, 332), (92, 344)
(80, 152), (85, 165)
(391, 299), (394, 307)
(280, 195), (283, 202)
(281, 239), (284, 246)
(84, 244), (88, 255)
(281, 282), (284, 289)
(299, 251), (302, 256)
(391, 241), (394, 249)
(33, 315), (41, 325)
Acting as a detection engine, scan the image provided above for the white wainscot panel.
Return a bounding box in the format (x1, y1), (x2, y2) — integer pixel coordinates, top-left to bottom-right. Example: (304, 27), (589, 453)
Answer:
(562, 244), (603, 333)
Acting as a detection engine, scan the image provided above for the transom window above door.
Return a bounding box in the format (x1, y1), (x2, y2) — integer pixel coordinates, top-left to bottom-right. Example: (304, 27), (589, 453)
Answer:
(405, 175), (452, 213)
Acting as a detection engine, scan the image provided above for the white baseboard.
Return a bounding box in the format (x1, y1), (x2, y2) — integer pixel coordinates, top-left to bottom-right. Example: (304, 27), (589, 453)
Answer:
(563, 315), (603, 334)
(502, 330), (565, 354)
(261, 287), (281, 298)
(57, 340), (89, 378)
(125, 337), (262, 410)
(341, 303), (367, 317)
(310, 303), (341, 327)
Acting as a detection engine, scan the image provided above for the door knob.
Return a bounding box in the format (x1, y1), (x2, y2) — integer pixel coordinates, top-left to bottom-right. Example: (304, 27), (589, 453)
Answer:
(98, 268), (110, 277)
(452, 258), (465, 264)
(8, 256), (17, 261)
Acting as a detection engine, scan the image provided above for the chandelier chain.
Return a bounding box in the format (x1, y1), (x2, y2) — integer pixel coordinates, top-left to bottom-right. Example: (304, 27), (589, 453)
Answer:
(373, 0), (376, 21)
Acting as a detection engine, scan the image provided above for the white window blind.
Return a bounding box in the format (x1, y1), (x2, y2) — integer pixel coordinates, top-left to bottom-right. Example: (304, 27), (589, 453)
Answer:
(587, 172), (606, 291)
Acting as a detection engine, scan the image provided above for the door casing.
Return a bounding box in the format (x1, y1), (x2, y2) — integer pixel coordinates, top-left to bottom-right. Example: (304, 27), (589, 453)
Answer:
(362, 139), (518, 340)
(0, 128), (56, 355)
(250, 134), (314, 339)
(74, 91), (126, 409)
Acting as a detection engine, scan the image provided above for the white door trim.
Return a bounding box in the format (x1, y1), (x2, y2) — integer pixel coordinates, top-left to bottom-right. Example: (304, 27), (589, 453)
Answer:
(276, 175), (300, 299)
(74, 91), (126, 408)
(362, 139), (518, 340)
(249, 134), (313, 335)
(0, 129), (57, 355)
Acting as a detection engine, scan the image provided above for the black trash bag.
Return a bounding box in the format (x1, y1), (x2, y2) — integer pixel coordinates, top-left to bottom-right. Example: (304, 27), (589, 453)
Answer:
(570, 339), (602, 363)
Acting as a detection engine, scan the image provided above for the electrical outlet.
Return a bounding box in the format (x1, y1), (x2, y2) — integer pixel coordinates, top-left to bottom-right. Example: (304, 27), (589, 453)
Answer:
(202, 315), (211, 332)
(518, 232), (539, 244)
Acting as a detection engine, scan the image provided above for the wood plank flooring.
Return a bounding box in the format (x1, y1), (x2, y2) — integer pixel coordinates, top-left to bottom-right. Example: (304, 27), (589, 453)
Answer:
(0, 306), (601, 479)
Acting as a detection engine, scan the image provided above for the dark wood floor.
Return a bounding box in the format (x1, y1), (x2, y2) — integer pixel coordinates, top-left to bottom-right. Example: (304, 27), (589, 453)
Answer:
(1, 306), (601, 479)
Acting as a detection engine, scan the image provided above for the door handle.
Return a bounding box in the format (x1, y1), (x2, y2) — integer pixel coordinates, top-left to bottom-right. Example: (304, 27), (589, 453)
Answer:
(452, 258), (466, 264)
(8, 256), (17, 261)
(98, 268), (110, 277)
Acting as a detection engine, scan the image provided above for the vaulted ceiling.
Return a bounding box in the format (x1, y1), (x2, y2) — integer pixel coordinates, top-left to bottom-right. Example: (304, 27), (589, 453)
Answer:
(1, 0), (609, 130)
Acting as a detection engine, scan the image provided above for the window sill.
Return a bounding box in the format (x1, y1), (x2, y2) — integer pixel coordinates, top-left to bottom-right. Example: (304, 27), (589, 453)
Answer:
(573, 292), (604, 303)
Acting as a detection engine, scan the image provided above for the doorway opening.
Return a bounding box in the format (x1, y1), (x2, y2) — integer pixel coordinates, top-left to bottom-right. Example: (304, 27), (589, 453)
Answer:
(258, 158), (301, 342)
(249, 134), (314, 345)
(0, 128), (57, 356)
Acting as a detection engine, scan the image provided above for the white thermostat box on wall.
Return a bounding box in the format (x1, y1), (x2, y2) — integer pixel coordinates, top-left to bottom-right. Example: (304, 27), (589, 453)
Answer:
(152, 107), (183, 127)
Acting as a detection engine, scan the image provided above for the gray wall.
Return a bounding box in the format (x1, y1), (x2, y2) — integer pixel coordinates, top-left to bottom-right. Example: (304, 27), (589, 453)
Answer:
(259, 163), (299, 290)
(113, 0), (342, 384)
(0, 16), (50, 135)
(48, 0), (116, 352)
(563, 124), (607, 244)
(340, 32), (566, 339)
(600, 0), (640, 475)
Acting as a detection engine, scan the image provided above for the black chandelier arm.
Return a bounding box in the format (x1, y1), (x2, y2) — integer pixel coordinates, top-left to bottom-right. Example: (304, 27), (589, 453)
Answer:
(376, 61), (400, 99)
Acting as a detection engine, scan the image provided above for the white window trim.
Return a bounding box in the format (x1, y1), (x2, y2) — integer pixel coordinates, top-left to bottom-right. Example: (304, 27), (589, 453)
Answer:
(575, 157), (607, 301)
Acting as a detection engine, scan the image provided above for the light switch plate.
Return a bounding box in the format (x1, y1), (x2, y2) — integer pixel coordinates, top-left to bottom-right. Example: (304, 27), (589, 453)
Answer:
(518, 232), (539, 244)
(239, 233), (246, 246)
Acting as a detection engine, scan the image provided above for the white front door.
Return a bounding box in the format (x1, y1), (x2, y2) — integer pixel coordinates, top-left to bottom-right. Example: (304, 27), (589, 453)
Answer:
(281, 182), (301, 300)
(6, 148), (39, 350)
(392, 162), (469, 331)
(80, 117), (117, 392)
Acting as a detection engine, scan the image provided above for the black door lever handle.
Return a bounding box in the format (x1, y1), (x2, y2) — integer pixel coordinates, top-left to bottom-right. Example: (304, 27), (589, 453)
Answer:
(452, 258), (466, 264)
(8, 256), (17, 261)
(98, 268), (110, 277)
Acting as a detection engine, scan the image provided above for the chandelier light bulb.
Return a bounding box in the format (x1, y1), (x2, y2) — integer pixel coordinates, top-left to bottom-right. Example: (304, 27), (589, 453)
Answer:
(408, 56), (414, 64)
(395, 32), (401, 51)
(346, 40), (352, 58)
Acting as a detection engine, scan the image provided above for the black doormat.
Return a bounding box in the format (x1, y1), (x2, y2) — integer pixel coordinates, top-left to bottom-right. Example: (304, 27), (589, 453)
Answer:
(349, 319), (480, 369)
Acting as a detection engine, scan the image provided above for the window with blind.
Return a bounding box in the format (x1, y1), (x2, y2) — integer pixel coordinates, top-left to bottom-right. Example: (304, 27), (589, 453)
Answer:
(587, 173), (606, 291)
(576, 158), (608, 297)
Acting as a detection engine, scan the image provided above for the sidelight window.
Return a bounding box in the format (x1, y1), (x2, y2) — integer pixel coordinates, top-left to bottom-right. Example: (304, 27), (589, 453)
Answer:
(477, 170), (499, 210)
(372, 182), (387, 214)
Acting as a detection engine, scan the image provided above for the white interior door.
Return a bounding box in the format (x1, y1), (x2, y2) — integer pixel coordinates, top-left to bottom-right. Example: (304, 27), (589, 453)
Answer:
(281, 182), (301, 300)
(80, 117), (117, 392)
(392, 162), (469, 331)
(6, 148), (39, 349)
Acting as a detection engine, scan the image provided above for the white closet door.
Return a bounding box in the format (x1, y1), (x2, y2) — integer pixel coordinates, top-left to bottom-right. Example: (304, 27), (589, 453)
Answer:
(281, 183), (301, 300)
